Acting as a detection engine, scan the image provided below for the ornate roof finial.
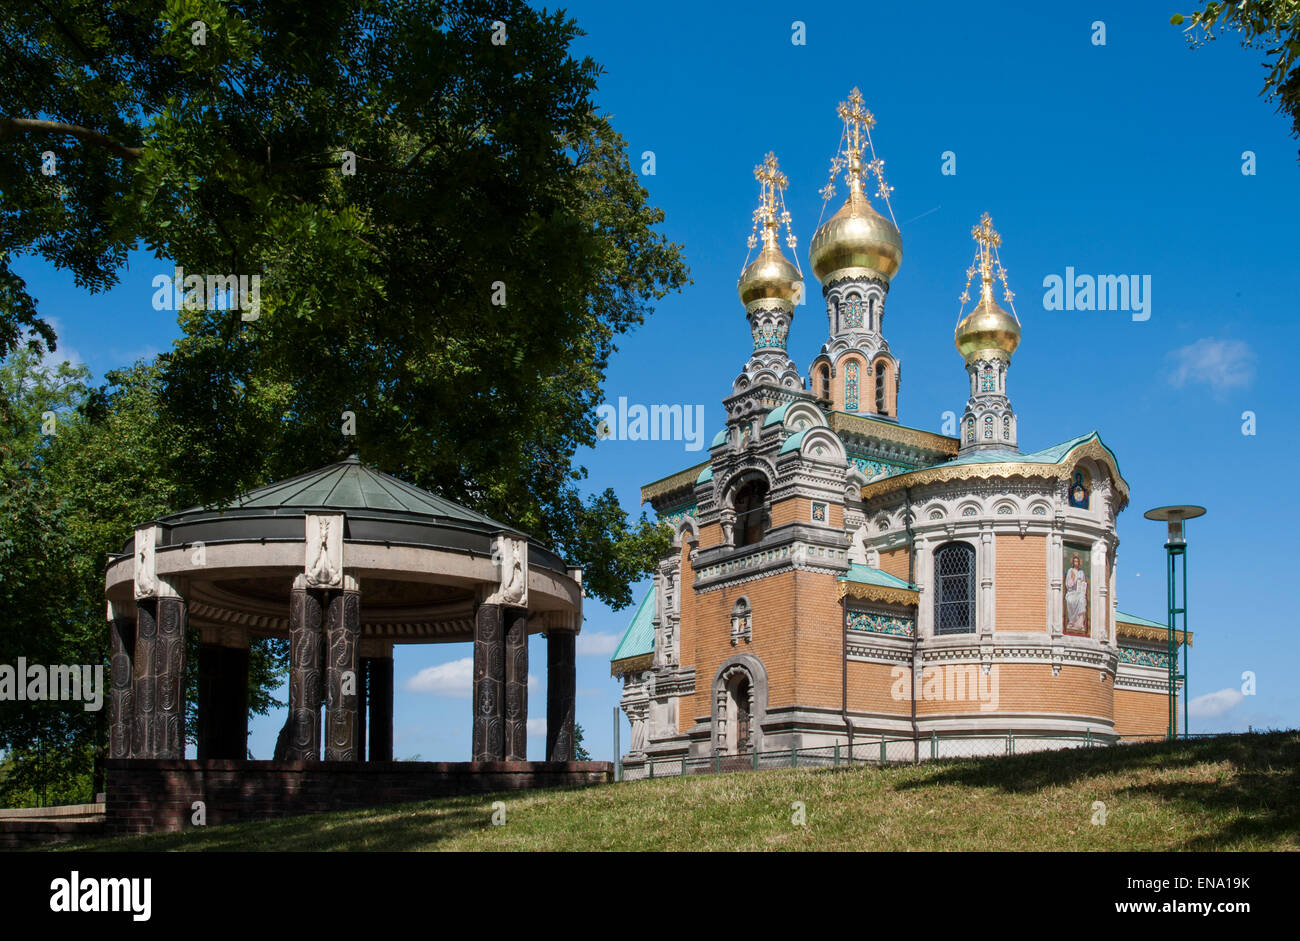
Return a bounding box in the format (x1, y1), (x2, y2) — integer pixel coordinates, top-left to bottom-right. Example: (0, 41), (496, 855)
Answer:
(958, 212), (1018, 319)
(747, 151), (798, 255)
(818, 87), (895, 221)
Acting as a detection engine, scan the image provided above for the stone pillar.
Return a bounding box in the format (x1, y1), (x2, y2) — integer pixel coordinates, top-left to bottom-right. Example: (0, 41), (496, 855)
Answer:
(131, 600), (158, 758)
(325, 577), (361, 761)
(368, 653), (394, 761)
(197, 633), (249, 760)
(978, 524), (995, 636)
(357, 658), (368, 762)
(472, 602), (506, 761)
(503, 608), (529, 761)
(107, 600), (135, 760)
(1092, 538), (1109, 644)
(546, 628), (577, 762)
(288, 576), (324, 761)
(154, 582), (187, 759)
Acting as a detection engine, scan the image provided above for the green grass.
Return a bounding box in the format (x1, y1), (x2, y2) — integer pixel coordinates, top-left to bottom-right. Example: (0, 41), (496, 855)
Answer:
(57, 731), (1300, 851)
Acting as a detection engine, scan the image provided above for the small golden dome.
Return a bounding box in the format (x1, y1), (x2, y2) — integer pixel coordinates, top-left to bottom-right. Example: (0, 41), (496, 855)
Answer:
(738, 241), (801, 308)
(955, 288), (1021, 362)
(809, 185), (903, 283)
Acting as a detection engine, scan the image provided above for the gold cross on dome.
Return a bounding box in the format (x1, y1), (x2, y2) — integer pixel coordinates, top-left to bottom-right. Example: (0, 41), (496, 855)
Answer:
(837, 88), (878, 168)
(753, 151), (788, 246)
(972, 212), (1001, 283)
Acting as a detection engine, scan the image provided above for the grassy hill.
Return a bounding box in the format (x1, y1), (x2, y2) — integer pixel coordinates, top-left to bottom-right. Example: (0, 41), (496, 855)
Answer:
(61, 731), (1300, 851)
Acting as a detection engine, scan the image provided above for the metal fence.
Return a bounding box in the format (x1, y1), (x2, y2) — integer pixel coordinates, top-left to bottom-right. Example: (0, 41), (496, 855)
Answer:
(617, 730), (1230, 782)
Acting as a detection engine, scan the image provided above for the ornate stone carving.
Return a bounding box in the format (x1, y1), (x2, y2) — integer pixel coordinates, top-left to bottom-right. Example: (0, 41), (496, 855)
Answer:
(487, 535), (528, 607)
(131, 601), (157, 758)
(132, 526), (157, 600)
(107, 601), (135, 759)
(305, 513), (344, 589)
(847, 523), (869, 564)
(154, 590), (187, 759)
(324, 583), (360, 761)
(504, 608), (529, 761)
(472, 602), (505, 761)
(288, 581), (324, 761)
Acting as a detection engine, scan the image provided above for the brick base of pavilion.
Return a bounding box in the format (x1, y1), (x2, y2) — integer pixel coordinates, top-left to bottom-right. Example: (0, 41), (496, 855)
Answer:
(105, 758), (613, 835)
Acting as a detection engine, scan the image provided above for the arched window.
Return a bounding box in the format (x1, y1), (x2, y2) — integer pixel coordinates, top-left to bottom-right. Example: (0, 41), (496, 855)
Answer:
(733, 478), (769, 547)
(935, 542), (977, 635)
(965, 416), (975, 443)
(981, 367), (996, 393)
(875, 362), (887, 414)
(983, 415), (994, 439)
(818, 365), (831, 400)
(845, 361), (860, 412)
(1002, 415), (1011, 439)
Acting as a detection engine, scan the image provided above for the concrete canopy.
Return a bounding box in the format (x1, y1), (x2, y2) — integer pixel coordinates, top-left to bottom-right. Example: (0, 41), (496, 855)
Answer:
(104, 456), (583, 643)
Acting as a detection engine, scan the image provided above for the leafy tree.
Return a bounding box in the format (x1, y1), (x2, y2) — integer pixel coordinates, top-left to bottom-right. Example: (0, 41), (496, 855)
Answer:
(1173, 2), (1300, 159)
(0, 346), (287, 804)
(0, 0), (683, 609)
(572, 720), (590, 761)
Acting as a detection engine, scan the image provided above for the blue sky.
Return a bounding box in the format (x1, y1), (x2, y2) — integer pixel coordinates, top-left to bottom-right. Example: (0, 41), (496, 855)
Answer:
(15, 1), (1297, 758)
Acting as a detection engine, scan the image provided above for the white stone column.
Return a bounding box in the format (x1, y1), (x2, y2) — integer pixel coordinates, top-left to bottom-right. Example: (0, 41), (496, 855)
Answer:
(979, 524), (995, 636)
(1048, 523), (1064, 636)
(915, 537), (933, 638)
(1092, 538), (1109, 643)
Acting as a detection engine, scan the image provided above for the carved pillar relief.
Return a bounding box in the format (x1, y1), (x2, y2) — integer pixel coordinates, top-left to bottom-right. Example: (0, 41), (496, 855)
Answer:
(107, 600), (136, 760)
(503, 607), (529, 761)
(324, 576), (361, 761)
(288, 575), (324, 761)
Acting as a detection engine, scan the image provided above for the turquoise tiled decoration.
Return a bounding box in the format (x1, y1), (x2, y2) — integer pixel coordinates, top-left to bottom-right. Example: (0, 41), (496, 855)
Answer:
(848, 610), (915, 637)
(1118, 647), (1170, 669)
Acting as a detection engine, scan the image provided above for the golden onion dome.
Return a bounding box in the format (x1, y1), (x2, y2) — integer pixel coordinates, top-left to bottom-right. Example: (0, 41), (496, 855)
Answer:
(955, 288), (1021, 362)
(738, 241), (801, 308)
(809, 185), (903, 283)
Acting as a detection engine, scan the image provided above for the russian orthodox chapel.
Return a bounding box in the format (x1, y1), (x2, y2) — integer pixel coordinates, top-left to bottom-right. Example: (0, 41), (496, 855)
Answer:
(610, 89), (1187, 768)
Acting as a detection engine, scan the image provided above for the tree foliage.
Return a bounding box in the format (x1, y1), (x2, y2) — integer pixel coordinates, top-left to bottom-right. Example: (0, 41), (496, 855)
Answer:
(0, 0), (684, 609)
(1174, 2), (1300, 159)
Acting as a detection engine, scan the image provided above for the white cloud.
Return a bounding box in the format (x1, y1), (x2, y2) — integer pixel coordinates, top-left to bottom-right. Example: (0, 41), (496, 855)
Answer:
(1188, 687), (1245, 719)
(1166, 338), (1255, 393)
(526, 718), (547, 738)
(405, 657), (539, 697)
(406, 658), (473, 697)
(577, 631), (620, 656)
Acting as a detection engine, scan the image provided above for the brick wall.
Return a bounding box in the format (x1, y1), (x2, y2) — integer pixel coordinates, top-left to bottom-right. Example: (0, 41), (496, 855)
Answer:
(1114, 688), (1174, 737)
(996, 533), (1047, 631)
(105, 760), (613, 835)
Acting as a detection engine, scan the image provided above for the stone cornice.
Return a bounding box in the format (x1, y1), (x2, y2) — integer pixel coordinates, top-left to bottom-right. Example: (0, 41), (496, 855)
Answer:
(859, 438), (1130, 509)
(641, 461), (710, 506)
(830, 412), (959, 458)
(1117, 623), (1193, 647)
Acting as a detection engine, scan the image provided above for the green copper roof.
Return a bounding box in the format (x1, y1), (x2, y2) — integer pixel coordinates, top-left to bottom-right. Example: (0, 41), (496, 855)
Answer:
(931, 431), (1114, 470)
(779, 429), (806, 454)
(763, 402), (791, 427)
(711, 428), (728, 447)
(163, 455), (522, 534)
(839, 564), (916, 590)
(611, 588), (655, 662)
(1117, 611), (1167, 630)
(696, 465), (714, 483)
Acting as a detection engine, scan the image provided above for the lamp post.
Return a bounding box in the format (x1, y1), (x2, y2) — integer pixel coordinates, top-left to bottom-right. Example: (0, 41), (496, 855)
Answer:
(1142, 505), (1205, 741)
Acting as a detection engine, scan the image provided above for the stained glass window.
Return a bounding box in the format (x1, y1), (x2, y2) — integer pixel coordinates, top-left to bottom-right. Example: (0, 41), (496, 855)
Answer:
(983, 415), (993, 439)
(845, 361), (860, 411)
(875, 363), (886, 413)
(935, 542), (976, 635)
(1002, 415), (1010, 439)
(981, 367), (995, 392)
(966, 417), (975, 443)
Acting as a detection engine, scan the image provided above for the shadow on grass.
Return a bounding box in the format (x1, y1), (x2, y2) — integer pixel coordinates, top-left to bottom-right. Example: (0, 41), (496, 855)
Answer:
(893, 730), (1300, 849)
(57, 783), (604, 852)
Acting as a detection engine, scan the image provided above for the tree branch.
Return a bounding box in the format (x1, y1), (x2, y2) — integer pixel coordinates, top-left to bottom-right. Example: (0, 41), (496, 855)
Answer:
(0, 118), (142, 161)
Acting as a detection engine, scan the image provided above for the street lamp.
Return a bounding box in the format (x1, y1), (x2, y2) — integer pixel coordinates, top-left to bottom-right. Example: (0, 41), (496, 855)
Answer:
(1143, 505), (1205, 741)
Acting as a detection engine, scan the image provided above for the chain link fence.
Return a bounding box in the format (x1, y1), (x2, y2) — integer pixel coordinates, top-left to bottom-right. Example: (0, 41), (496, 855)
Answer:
(617, 730), (1229, 781)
